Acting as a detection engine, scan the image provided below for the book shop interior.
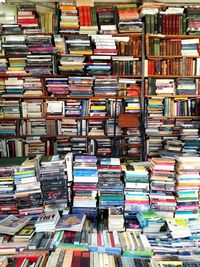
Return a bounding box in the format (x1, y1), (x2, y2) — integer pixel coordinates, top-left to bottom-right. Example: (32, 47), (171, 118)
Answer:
(1, 0), (200, 266)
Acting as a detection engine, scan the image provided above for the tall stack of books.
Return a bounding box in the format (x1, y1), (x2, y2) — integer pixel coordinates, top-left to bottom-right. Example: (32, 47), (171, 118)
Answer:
(22, 99), (43, 118)
(14, 157), (43, 216)
(59, 2), (79, 34)
(1, 35), (27, 55)
(175, 156), (200, 220)
(89, 99), (107, 117)
(72, 155), (98, 219)
(26, 54), (53, 74)
(0, 158), (20, 215)
(88, 119), (105, 136)
(2, 77), (24, 97)
(23, 77), (43, 96)
(40, 155), (68, 211)
(108, 207), (125, 232)
(98, 158), (124, 209)
(124, 163), (150, 225)
(149, 157), (176, 219)
(72, 137), (87, 154)
(26, 119), (47, 136)
(2, 100), (20, 118)
(7, 57), (26, 75)
(92, 34), (117, 57)
(186, 7), (200, 35)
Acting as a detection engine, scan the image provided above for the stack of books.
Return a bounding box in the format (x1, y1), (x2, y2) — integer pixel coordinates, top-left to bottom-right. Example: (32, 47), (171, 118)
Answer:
(45, 77), (69, 96)
(108, 207), (125, 232)
(14, 157), (43, 216)
(96, 7), (117, 34)
(25, 136), (46, 157)
(71, 137), (87, 154)
(65, 34), (92, 56)
(124, 98), (140, 113)
(1, 35), (28, 55)
(147, 98), (164, 117)
(93, 77), (119, 96)
(68, 76), (94, 96)
(57, 118), (79, 136)
(92, 34), (118, 56)
(26, 35), (55, 55)
(22, 99), (43, 118)
(0, 58), (7, 74)
(94, 138), (112, 155)
(2, 100), (20, 118)
(124, 164), (150, 223)
(26, 54), (53, 74)
(136, 210), (164, 234)
(186, 6), (200, 35)
(88, 119), (105, 136)
(56, 137), (72, 154)
(166, 218), (191, 239)
(40, 155), (68, 211)
(59, 2), (79, 34)
(116, 4), (142, 33)
(59, 55), (85, 73)
(72, 155), (98, 218)
(2, 77), (24, 97)
(17, 4), (39, 31)
(65, 99), (82, 116)
(0, 158), (20, 215)
(26, 119), (47, 136)
(86, 55), (112, 75)
(149, 157), (176, 219)
(175, 156), (200, 220)
(7, 57), (26, 75)
(35, 209), (60, 232)
(23, 77), (43, 96)
(46, 100), (65, 117)
(89, 99), (107, 117)
(0, 120), (18, 136)
(98, 158), (124, 209)
(176, 78), (197, 95)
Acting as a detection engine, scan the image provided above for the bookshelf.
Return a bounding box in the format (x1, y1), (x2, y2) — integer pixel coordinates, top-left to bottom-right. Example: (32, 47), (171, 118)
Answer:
(0, 1), (144, 160)
(143, 5), (200, 159)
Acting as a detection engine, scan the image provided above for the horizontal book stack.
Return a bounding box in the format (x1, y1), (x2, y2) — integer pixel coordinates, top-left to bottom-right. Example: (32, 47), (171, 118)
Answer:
(35, 209), (60, 232)
(117, 4), (142, 33)
(7, 57), (26, 75)
(108, 207), (125, 232)
(65, 99), (85, 117)
(22, 99), (43, 118)
(58, 55), (85, 74)
(149, 157), (176, 219)
(186, 6), (200, 35)
(26, 54), (53, 75)
(136, 210), (165, 234)
(72, 155), (98, 219)
(124, 164), (150, 225)
(65, 34), (92, 56)
(14, 157), (43, 216)
(124, 98), (140, 113)
(68, 76), (94, 96)
(26, 35), (56, 55)
(1, 35), (28, 56)
(86, 55), (112, 75)
(93, 77), (119, 96)
(23, 77), (43, 96)
(17, 4), (39, 31)
(89, 99), (107, 117)
(88, 119), (105, 136)
(57, 119), (78, 136)
(40, 155), (69, 211)
(25, 119), (47, 137)
(96, 7), (117, 34)
(25, 136), (46, 157)
(175, 156), (200, 220)
(98, 158), (124, 209)
(45, 78), (69, 96)
(92, 34), (118, 57)
(59, 2), (79, 34)
(2, 100), (20, 118)
(71, 137), (87, 154)
(2, 78), (24, 97)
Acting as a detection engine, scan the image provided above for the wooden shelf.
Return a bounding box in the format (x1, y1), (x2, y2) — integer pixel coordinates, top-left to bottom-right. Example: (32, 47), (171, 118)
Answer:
(147, 55), (200, 59)
(147, 75), (200, 78)
(147, 116), (200, 119)
(146, 95), (200, 98)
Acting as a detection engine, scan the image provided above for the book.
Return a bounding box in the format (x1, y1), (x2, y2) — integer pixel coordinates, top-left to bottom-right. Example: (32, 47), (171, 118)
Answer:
(55, 214), (86, 232)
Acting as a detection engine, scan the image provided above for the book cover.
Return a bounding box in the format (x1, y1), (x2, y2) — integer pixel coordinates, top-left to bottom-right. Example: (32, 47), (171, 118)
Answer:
(55, 214), (86, 232)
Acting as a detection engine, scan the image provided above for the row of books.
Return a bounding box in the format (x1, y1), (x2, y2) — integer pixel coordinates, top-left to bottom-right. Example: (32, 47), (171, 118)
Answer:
(146, 58), (200, 76)
(58, 2), (142, 34)
(1, 209), (200, 264)
(0, 77), (141, 98)
(141, 4), (200, 35)
(148, 37), (200, 57)
(147, 97), (200, 117)
(0, 97), (139, 118)
(146, 78), (200, 96)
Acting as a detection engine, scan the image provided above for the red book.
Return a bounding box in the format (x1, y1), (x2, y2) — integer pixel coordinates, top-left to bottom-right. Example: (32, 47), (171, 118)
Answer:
(81, 252), (90, 267)
(78, 6), (84, 26)
(109, 232), (115, 247)
(97, 233), (102, 246)
(87, 6), (91, 26)
(83, 6), (88, 26)
(71, 251), (81, 267)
